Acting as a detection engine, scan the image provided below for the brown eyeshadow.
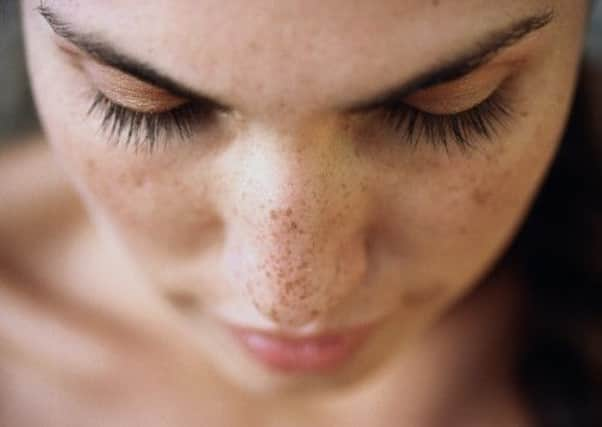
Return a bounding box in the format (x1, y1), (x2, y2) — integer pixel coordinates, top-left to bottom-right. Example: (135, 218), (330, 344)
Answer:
(83, 60), (187, 113)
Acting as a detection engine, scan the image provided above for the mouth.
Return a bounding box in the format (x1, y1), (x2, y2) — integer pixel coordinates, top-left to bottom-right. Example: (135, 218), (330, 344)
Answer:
(226, 323), (376, 374)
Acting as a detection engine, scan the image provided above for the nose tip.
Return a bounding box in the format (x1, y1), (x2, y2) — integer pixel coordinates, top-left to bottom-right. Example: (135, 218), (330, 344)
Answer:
(228, 207), (369, 328)
(219, 122), (371, 328)
(251, 233), (367, 327)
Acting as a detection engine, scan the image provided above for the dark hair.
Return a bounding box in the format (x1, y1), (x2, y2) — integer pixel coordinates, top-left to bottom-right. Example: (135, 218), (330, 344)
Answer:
(501, 61), (602, 426)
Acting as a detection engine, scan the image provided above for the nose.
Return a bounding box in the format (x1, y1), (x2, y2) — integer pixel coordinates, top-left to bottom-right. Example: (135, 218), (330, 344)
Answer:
(220, 121), (372, 328)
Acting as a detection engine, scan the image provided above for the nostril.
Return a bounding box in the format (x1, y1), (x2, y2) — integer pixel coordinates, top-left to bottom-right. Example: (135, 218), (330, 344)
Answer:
(165, 290), (200, 312)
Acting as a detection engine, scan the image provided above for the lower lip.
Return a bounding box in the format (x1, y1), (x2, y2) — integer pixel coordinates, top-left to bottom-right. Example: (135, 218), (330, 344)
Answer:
(228, 325), (375, 373)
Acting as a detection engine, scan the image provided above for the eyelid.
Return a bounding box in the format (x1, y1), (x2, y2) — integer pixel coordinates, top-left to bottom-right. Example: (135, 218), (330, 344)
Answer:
(52, 34), (175, 103)
(53, 32), (191, 113)
(83, 60), (190, 113)
(403, 62), (514, 114)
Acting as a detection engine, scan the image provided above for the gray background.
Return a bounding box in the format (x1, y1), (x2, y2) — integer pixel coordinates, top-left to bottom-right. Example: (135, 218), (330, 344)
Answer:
(0, 2), (601, 144)
(588, 1), (602, 60)
(0, 0), (38, 141)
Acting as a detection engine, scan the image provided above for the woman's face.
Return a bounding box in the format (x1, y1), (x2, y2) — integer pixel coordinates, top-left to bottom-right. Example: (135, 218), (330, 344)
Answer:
(24, 0), (586, 390)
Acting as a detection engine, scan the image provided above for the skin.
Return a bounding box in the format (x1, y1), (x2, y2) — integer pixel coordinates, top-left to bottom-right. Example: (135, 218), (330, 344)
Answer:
(0, 0), (588, 425)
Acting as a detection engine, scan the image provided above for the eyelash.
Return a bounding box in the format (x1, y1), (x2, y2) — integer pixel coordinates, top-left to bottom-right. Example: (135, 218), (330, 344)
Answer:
(87, 88), (512, 153)
(378, 89), (513, 152)
(87, 92), (211, 152)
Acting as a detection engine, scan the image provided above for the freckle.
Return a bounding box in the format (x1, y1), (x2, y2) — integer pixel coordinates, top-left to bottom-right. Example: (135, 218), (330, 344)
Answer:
(86, 159), (96, 172)
(285, 208), (293, 216)
(472, 187), (492, 205)
(290, 221), (298, 230)
(270, 210), (278, 220)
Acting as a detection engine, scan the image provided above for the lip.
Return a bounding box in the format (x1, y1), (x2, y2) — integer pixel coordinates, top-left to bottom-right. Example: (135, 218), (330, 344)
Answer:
(227, 323), (376, 373)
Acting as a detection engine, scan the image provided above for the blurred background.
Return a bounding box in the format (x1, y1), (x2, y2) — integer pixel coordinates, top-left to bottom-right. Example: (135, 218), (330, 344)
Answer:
(0, 0), (38, 143)
(592, 3), (602, 59)
(0, 2), (601, 144)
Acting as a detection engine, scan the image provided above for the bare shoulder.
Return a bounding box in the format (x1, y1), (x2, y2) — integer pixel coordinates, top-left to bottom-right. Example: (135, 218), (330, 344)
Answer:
(0, 135), (85, 269)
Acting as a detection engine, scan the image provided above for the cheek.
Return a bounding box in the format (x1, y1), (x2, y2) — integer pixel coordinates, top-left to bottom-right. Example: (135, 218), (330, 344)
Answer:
(381, 119), (561, 304)
(81, 155), (219, 257)
(41, 114), (218, 262)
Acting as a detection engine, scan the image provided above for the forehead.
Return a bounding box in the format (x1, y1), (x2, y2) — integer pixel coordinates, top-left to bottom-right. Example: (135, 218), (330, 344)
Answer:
(48, 0), (545, 114)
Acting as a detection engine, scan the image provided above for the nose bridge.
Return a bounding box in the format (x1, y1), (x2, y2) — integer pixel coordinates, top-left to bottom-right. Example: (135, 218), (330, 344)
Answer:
(222, 123), (370, 327)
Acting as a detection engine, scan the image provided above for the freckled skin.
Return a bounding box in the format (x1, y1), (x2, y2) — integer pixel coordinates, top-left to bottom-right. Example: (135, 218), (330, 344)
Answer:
(244, 199), (368, 326)
(22, 0), (587, 408)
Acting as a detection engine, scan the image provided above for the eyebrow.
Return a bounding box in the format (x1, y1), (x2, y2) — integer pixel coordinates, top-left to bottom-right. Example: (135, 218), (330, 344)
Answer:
(346, 10), (554, 112)
(38, 5), (554, 113)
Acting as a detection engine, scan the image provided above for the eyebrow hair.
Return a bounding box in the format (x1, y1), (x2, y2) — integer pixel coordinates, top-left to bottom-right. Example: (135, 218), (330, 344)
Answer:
(38, 5), (554, 114)
(345, 9), (554, 112)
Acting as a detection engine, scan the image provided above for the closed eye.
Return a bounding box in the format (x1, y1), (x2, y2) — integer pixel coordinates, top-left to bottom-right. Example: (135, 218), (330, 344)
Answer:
(376, 87), (513, 152)
(87, 91), (215, 152)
